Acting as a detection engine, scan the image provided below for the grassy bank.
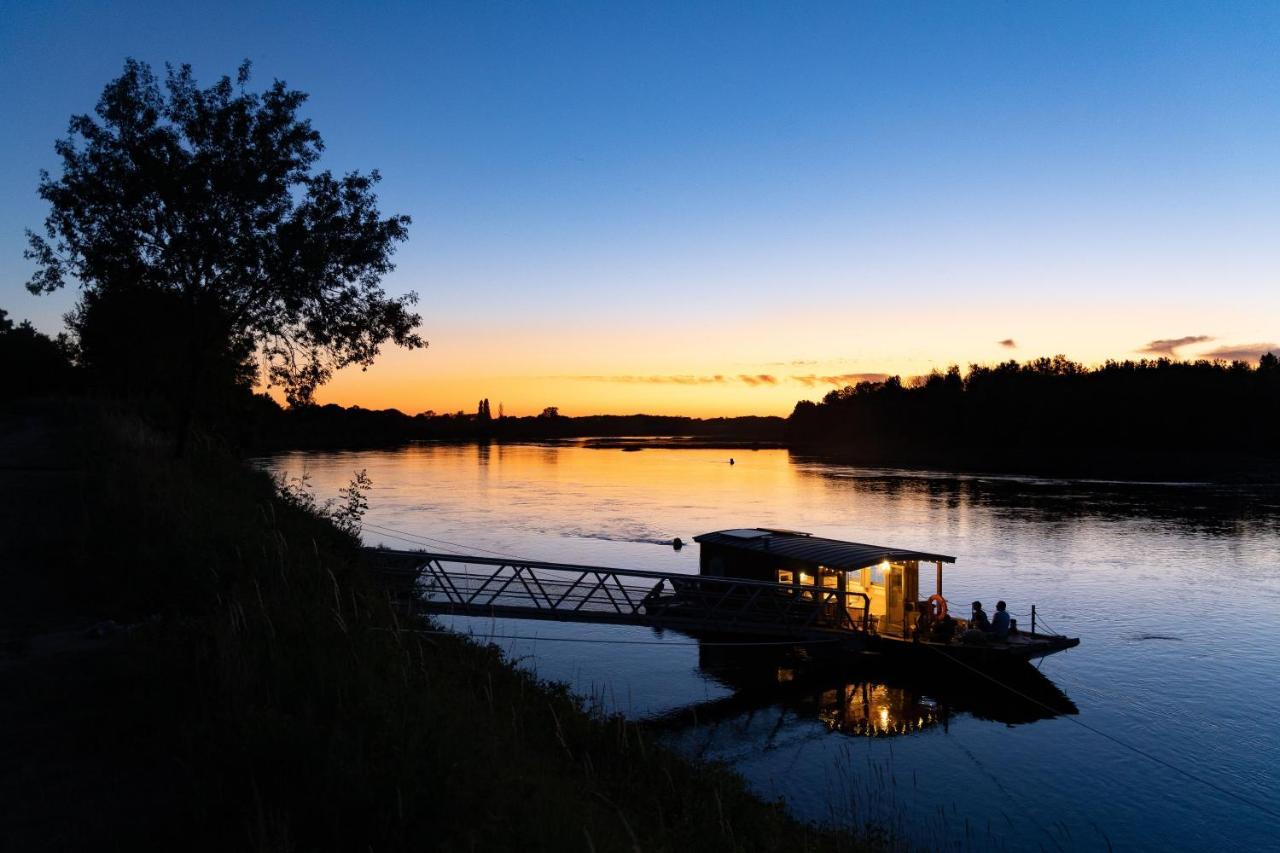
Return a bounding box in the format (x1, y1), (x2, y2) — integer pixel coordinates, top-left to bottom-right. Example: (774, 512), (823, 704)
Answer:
(0, 399), (878, 852)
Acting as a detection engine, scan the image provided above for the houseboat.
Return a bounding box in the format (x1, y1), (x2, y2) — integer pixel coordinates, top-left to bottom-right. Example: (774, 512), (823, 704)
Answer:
(692, 528), (1080, 665)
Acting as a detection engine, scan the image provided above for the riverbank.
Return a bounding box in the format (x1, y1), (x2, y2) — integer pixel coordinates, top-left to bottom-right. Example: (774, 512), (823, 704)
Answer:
(0, 398), (879, 852)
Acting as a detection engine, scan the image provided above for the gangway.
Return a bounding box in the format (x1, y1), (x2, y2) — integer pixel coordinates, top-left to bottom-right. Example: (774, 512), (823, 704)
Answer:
(364, 548), (872, 643)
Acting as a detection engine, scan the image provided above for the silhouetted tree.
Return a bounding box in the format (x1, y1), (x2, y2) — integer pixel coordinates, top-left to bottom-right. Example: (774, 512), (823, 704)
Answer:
(0, 308), (77, 398)
(476, 398), (491, 422)
(24, 59), (424, 442)
(539, 406), (560, 419)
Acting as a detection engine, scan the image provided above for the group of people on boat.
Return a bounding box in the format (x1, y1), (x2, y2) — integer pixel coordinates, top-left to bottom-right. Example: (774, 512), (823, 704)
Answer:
(916, 599), (1013, 644)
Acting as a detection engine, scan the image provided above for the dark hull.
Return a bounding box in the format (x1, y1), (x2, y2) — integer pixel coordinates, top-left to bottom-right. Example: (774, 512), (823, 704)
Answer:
(869, 631), (1080, 667)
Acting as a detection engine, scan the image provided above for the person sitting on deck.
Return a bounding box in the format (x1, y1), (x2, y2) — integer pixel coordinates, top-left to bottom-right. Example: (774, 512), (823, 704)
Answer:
(970, 601), (991, 633)
(929, 612), (957, 643)
(991, 600), (1011, 640)
(960, 601), (991, 644)
(913, 604), (932, 641)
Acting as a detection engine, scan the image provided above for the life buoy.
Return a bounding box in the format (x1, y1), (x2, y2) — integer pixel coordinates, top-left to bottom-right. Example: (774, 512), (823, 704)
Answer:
(927, 594), (948, 620)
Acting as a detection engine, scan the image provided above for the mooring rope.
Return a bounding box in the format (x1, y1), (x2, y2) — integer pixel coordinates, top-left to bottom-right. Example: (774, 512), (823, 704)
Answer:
(361, 520), (517, 558)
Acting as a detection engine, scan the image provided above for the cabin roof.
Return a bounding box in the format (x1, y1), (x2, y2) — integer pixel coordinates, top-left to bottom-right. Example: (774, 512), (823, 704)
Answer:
(692, 528), (956, 570)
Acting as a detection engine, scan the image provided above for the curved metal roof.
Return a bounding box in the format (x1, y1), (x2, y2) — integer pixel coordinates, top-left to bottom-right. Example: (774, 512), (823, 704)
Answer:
(692, 528), (955, 570)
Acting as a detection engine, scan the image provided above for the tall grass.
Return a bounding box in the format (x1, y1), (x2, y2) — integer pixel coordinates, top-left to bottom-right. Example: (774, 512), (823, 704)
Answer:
(53, 402), (879, 852)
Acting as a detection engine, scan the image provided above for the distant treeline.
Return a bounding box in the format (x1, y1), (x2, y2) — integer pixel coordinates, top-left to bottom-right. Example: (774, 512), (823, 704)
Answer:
(251, 400), (786, 450)
(788, 355), (1280, 476)
(2, 310), (784, 449)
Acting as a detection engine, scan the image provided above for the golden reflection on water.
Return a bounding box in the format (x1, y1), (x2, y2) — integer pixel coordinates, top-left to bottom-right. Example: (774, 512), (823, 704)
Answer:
(772, 666), (941, 737)
(816, 682), (941, 737)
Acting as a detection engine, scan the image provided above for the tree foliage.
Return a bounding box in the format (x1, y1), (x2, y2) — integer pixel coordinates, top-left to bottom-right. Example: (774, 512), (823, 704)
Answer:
(25, 59), (424, 407)
(788, 355), (1280, 464)
(0, 308), (78, 398)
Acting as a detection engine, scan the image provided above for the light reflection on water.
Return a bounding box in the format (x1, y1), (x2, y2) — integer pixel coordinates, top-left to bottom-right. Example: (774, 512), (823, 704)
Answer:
(262, 442), (1280, 851)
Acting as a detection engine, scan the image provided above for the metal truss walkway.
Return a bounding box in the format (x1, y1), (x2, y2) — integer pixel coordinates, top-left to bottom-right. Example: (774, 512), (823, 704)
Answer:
(364, 548), (872, 641)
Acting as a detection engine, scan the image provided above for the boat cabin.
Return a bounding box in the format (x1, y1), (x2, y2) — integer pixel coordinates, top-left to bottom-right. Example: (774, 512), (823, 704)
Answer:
(693, 528), (956, 636)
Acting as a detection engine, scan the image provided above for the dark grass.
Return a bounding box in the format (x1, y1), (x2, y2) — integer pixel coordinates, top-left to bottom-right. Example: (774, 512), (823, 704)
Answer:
(2, 400), (882, 852)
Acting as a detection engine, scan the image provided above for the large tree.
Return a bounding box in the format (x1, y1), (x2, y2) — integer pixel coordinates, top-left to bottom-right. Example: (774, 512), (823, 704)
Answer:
(25, 59), (424, 409)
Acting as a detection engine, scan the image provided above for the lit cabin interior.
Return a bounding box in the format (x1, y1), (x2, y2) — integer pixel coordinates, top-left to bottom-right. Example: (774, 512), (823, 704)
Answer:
(692, 528), (957, 636)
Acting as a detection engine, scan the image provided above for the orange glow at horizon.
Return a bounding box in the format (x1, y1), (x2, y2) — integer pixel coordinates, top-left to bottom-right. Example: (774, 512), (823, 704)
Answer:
(307, 297), (1278, 417)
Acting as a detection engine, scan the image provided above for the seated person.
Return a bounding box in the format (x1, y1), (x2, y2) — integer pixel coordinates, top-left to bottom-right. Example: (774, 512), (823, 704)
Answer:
(970, 601), (991, 633)
(991, 600), (1011, 640)
(929, 612), (956, 642)
(914, 604), (932, 639)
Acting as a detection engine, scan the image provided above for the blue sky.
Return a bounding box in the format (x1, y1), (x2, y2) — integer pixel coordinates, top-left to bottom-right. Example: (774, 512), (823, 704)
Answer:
(2, 1), (1277, 414)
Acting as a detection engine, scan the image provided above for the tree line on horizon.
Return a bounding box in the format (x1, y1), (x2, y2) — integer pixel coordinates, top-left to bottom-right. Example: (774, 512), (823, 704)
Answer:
(787, 354), (1280, 467)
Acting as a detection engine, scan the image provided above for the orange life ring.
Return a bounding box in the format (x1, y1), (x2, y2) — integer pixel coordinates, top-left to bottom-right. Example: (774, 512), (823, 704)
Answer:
(927, 594), (948, 620)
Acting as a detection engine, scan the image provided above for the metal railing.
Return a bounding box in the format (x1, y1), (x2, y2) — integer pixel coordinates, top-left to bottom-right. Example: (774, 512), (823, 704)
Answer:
(367, 548), (872, 638)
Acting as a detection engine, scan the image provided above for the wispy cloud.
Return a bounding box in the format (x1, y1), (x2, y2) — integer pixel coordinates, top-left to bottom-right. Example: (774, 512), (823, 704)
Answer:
(1200, 342), (1278, 362)
(568, 372), (875, 388)
(570, 374), (730, 385)
(570, 374), (779, 386)
(998, 338), (1017, 349)
(791, 372), (891, 388)
(1138, 335), (1213, 357)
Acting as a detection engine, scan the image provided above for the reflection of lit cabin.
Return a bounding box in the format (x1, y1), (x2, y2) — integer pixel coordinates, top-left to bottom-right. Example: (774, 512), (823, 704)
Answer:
(693, 528), (955, 636)
(816, 682), (942, 737)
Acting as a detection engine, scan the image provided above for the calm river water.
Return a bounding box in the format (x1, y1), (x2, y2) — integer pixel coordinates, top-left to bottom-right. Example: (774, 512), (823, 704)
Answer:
(263, 442), (1280, 851)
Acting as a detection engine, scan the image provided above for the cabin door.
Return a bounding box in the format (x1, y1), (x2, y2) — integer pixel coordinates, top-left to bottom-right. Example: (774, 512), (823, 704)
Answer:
(883, 565), (904, 635)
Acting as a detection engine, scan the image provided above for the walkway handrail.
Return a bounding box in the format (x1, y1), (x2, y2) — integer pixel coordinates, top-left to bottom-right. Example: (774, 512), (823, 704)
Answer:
(367, 547), (878, 638)
(368, 547), (860, 592)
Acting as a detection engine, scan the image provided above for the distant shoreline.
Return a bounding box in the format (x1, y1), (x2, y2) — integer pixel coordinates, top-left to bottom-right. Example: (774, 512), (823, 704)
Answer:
(256, 427), (1280, 484)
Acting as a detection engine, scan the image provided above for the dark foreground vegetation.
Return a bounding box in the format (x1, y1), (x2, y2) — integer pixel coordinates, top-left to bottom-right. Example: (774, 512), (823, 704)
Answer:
(0, 398), (875, 852)
(788, 355), (1280, 479)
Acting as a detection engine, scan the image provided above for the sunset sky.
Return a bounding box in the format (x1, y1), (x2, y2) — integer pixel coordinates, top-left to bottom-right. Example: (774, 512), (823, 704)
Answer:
(2, 2), (1277, 416)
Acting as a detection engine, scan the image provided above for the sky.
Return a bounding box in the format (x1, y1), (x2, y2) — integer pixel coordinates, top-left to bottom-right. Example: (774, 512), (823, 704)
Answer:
(2, 1), (1277, 416)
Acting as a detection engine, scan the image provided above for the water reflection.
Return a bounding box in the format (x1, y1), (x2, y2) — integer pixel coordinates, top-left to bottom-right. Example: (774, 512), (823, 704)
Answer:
(792, 452), (1280, 536)
(645, 642), (1076, 738)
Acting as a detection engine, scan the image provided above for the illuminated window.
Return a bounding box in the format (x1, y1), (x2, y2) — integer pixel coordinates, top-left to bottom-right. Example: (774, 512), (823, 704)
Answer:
(776, 569), (793, 585)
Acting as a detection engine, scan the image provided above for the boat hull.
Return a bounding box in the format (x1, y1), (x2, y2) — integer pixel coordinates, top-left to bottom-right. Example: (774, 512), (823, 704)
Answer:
(868, 631), (1080, 668)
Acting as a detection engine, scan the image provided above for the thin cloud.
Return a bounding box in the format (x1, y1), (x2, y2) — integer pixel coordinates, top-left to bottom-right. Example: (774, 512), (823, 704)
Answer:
(1200, 343), (1278, 363)
(571, 375), (729, 385)
(570, 374), (780, 386)
(998, 339), (1017, 349)
(791, 373), (891, 388)
(1138, 335), (1213, 357)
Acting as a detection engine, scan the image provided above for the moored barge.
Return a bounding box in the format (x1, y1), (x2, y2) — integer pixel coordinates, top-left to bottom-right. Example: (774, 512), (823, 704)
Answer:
(692, 528), (1080, 665)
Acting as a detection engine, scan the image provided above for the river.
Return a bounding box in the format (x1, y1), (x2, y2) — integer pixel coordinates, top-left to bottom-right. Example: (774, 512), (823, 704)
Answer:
(261, 441), (1280, 851)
